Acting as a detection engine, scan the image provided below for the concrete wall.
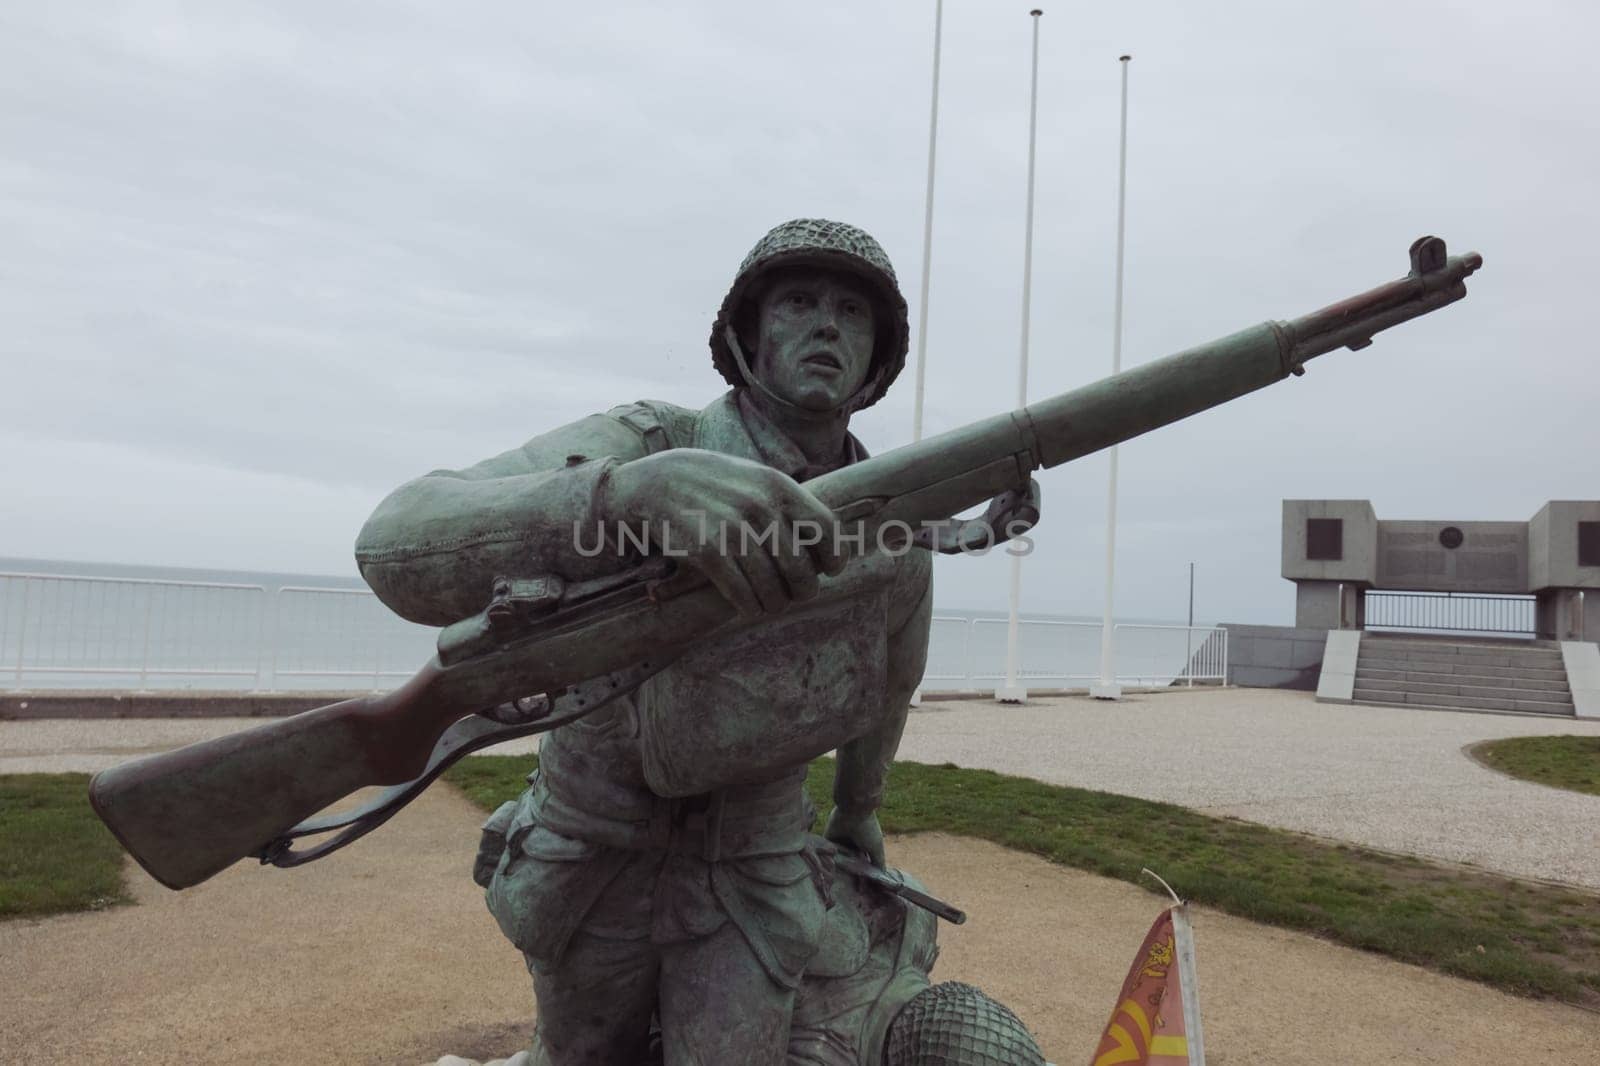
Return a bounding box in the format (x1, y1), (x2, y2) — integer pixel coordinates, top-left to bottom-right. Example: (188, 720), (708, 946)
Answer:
(1314, 630), (1361, 702)
(1563, 641), (1600, 719)
(1282, 500), (1378, 584)
(0, 691), (346, 719)
(1295, 581), (1341, 629)
(1218, 623), (1330, 690)
(1530, 503), (1552, 591)
(1286, 500), (1600, 597)
(1375, 519), (1528, 594)
(1530, 501), (1600, 591)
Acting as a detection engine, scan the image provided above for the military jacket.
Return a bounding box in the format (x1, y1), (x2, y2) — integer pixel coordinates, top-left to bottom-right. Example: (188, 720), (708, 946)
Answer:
(356, 390), (932, 848)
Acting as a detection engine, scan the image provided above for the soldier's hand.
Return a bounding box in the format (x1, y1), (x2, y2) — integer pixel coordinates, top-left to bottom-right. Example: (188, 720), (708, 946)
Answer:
(602, 449), (847, 618)
(824, 807), (886, 868)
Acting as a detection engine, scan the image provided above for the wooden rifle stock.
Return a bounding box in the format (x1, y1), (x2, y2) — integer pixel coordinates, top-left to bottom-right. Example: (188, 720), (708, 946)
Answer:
(89, 670), (432, 889)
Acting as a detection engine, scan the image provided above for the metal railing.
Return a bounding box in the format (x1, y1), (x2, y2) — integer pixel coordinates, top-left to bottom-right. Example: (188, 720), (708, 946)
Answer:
(1, 571), (436, 692)
(922, 615), (1227, 690)
(1363, 591), (1535, 636)
(268, 586), (436, 687)
(2, 572), (268, 687)
(2, 570), (1226, 694)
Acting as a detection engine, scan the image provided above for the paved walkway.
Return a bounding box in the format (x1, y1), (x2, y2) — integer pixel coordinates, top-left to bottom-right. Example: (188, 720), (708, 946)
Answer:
(8, 687), (1600, 888)
(896, 688), (1600, 890)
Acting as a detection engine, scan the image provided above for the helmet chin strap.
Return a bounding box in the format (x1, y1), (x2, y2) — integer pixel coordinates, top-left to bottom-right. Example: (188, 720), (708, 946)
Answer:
(723, 324), (879, 423)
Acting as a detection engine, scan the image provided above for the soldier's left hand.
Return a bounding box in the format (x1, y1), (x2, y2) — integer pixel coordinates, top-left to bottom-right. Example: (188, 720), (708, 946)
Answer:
(824, 807), (885, 868)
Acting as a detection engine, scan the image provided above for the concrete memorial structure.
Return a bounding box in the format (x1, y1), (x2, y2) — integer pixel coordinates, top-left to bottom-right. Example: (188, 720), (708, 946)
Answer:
(1282, 499), (1599, 642)
(1223, 501), (1600, 694)
(1239, 500), (1600, 716)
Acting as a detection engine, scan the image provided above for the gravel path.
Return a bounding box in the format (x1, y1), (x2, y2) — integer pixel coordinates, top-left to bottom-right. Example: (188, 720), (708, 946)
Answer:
(897, 687), (1600, 889)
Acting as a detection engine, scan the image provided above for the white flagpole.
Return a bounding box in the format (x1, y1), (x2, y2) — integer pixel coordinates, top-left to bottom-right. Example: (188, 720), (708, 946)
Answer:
(1091, 55), (1132, 701)
(908, 0), (943, 710)
(998, 8), (1043, 705)
(910, 0), (944, 445)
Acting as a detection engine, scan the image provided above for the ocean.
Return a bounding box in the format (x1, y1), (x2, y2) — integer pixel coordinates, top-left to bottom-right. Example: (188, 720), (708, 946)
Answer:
(0, 557), (1221, 693)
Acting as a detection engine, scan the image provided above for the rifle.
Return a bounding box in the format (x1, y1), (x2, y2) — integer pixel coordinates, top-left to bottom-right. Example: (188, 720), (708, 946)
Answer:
(89, 236), (1482, 891)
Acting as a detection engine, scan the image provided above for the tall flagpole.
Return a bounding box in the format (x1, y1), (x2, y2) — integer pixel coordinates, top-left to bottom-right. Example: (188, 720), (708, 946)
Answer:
(998, 8), (1043, 704)
(908, 0), (944, 710)
(1091, 54), (1132, 701)
(910, 0), (944, 445)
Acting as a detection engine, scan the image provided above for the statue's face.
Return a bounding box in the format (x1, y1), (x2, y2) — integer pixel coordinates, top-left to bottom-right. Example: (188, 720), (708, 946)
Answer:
(754, 267), (876, 412)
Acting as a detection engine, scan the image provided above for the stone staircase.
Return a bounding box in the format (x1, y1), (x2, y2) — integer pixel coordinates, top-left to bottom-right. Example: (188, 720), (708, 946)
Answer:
(1352, 634), (1575, 716)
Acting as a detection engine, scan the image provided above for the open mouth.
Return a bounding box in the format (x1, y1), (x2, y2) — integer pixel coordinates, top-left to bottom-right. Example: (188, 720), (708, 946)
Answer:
(802, 351), (843, 371)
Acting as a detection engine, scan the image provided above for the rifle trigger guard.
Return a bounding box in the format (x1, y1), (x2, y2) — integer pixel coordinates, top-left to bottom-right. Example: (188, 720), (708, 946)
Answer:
(913, 477), (1042, 555)
(478, 693), (552, 726)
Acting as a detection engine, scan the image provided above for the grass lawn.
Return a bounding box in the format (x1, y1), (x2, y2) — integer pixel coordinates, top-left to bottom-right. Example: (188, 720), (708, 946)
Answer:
(445, 754), (1600, 1009)
(1471, 735), (1600, 797)
(0, 773), (130, 920)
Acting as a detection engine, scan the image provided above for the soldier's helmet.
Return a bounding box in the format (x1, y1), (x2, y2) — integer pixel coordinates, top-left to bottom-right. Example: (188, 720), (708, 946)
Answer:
(885, 981), (1047, 1066)
(710, 218), (910, 413)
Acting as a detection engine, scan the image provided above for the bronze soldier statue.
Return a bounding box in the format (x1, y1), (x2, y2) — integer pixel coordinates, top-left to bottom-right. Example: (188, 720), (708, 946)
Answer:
(358, 220), (961, 1064)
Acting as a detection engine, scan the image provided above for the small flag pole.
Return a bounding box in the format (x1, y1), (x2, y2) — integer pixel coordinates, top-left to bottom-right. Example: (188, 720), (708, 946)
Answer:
(1093, 890), (1206, 1066)
(1134, 868), (1206, 1066)
(1170, 905), (1207, 1065)
(1140, 867), (1182, 905)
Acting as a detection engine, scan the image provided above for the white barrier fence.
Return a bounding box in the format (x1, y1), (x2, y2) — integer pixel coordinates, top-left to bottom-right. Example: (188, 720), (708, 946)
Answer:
(924, 615), (1226, 689)
(1, 571), (1224, 693)
(0, 572), (435, 691)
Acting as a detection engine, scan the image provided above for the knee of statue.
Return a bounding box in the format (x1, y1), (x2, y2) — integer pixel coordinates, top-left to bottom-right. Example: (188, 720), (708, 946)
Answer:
(883, 981), (1045, 1066)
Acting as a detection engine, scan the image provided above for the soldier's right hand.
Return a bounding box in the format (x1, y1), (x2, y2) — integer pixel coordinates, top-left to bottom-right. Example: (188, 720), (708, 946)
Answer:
(601, 450), (847, 618)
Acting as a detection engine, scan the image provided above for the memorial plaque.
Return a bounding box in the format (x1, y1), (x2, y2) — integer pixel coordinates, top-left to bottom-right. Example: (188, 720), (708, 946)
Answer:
(1376, 521), (1527, 592)
(1456, 551), (1518, 580)
(1383, 548), (1447, 579)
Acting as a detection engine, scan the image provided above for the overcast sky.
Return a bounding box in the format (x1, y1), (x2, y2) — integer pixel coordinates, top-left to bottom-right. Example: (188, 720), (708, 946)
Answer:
(2, 1), (1594, 625)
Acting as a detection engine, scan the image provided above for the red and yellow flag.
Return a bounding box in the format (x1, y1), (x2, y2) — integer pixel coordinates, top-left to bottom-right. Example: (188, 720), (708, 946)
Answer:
(1090, 899), (1206, 1066)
